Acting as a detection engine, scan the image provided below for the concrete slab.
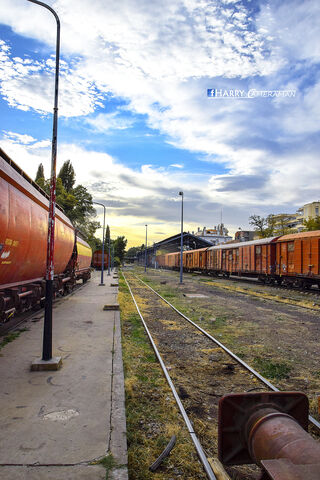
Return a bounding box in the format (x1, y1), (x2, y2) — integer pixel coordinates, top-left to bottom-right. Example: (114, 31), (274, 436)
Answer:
(0, 271), (128, 479)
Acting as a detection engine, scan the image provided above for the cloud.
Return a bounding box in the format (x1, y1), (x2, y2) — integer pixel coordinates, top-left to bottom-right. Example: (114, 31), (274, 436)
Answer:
(1, 0), (320, 246)
(85, 112), (135, 133)
(0, 40), (104, 117)
(170, 163), (183, 168)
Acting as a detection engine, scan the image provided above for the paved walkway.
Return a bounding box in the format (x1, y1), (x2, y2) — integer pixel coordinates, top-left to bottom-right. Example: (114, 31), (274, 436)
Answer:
(0, 270), (127, 479)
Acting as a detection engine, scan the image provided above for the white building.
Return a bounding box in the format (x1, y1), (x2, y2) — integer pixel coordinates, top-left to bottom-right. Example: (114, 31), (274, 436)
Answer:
(192, 224), (232, 245)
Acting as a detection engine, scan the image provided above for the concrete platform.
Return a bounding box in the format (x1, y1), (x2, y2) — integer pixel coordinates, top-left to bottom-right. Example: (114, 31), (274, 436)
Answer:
(0, 271), (128, 480)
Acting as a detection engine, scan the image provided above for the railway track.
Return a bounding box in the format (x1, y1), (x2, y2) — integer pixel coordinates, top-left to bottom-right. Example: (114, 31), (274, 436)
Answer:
(0, 282), (86, 338)
(122, 269), (320, 480)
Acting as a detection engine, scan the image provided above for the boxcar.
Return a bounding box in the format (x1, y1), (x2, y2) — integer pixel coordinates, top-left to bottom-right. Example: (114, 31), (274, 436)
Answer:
(207, 237), (279, 278)
(92, 250), (109, 269)
(275, 231), (320, 287)
(184, 248), (207, 271)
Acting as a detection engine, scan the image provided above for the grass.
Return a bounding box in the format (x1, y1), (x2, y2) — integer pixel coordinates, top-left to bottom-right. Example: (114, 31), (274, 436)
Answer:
(253, 356), (292, 380)
(0, 329), (28, 351)
(118, 272), (207, 480)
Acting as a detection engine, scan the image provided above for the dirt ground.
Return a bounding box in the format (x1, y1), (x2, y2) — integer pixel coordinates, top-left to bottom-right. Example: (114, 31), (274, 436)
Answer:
(135, 267), (320, 416)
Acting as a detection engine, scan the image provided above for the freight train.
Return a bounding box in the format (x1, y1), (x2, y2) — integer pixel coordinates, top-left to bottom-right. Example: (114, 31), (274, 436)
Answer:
(0, 148), (92, 322)
(92, 249), (109, 270)
(156, 232), (320, 289)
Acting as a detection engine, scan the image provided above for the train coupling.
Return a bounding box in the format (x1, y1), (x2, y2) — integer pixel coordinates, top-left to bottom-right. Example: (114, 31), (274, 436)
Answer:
(218, 391), (320, 480)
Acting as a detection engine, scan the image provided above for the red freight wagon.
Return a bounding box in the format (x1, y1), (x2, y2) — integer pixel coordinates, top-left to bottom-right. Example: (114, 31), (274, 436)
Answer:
(92, 250), (109, 269)
(0, 148), (92, 320)
(0, 152), (75, 288)
(275, 231), (320, 287)
(207, 237), (278, 278)
(165, 252), (179, 269)
(184, 248), (207, 271)
(156, 254), (166, 268)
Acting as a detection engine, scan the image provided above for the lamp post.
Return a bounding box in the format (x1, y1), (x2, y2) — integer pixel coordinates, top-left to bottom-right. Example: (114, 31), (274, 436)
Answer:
(108, 231), (111, 276)
(93, 202), (106, 286)
(145, 224), (148, 272)
(111, 243), (114, 270)
(179, 191), (184, 284)
(28, 0), (60, 367)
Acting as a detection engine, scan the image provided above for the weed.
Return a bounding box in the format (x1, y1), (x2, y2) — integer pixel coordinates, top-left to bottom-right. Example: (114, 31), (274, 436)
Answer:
(0, 329), (28, 351)
(94, 454), (118, 479)
(253, 357), (292, 380)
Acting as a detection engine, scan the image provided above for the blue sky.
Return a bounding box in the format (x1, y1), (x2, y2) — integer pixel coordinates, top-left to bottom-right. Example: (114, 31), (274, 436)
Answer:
(0, 0), (319, 246)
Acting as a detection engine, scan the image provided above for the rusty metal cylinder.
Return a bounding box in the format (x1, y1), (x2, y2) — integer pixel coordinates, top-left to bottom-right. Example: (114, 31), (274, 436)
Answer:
(246, 407), (320, 466)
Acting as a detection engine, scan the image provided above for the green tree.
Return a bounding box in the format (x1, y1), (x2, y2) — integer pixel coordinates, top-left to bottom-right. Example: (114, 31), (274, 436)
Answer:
(113, 236), (128, 263)
(36, 161), (101, 249)
(125, 246), (142, 260)
(35, 163), (45, 183)
(303, 216), (320, 231)
(105, 225), (110, 245)
(58, 160), (75, 192)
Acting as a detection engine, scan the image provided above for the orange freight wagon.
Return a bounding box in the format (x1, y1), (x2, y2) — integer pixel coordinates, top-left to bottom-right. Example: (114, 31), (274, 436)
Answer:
(92, 250), (109, 269)
(275, 231), (320, 287)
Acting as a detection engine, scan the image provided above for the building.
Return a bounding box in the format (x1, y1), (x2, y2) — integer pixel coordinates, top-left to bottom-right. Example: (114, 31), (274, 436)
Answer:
(191, 224), (232, 245)
(234, 230), (256, 242)
(272, 201), (320, 232)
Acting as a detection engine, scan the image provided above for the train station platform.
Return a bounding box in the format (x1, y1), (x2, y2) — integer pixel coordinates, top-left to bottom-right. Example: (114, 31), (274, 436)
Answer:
(0, 270), (128, 480)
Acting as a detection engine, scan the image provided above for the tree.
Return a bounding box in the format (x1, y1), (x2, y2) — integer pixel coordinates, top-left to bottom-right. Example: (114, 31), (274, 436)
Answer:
(36, 160), (101, 249)
(249, 215), (270, 238)
(125, 246), (142, 260)
(35, 163), (45, 183)
(105, 225), (110, 245)
(113, 236), (128, 263)
(58, 160), (75, 192)
(249, 214), (277, 238)
(303, 216), (320, 231)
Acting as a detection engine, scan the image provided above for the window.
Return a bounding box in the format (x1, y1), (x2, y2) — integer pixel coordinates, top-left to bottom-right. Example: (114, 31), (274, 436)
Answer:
(315, 207), (319, 216)
(256, 246), (261, 254)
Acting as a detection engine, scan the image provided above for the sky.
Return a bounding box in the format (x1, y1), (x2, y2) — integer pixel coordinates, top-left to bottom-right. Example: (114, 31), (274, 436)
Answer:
(0, 0), (319, 247)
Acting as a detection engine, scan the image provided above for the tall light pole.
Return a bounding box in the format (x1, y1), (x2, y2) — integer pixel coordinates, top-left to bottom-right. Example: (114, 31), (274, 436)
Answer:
(145, 224), (148, 272)
(108, 229), (111, 276)
(179, 191), (184, 284)
(93, 202), (106, 286)
(28, 0), (60, 367)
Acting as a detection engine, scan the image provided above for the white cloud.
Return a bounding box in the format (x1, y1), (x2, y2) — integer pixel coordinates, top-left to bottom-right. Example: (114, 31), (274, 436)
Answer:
(0, 0), (320, 245)
(86, 112), (135, 133)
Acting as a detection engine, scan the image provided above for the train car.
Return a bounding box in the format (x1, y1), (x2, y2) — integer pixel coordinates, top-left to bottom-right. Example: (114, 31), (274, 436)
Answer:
(184, 248), (207, 272)
(207, 237), (279, 279)
(76, 236), (92, 281)
(275, 231), (320, 288)
(155, 254), (166, 268)
(165, 252), (179, 269)
(0, 148), (92, 321)
(92, 249), (109, 270)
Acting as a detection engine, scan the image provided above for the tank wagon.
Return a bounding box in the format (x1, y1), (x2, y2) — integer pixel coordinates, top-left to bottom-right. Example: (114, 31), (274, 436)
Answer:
(92, 249), (109, 270)
(159, 232), (320, 288)
(0, 148), (92, 322)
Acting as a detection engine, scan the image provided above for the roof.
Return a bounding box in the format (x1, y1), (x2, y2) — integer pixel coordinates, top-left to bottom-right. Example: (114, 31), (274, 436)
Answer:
(277, 230), (320, 241)
(207, 236), (280, 250)
(155, 232), (212, 248)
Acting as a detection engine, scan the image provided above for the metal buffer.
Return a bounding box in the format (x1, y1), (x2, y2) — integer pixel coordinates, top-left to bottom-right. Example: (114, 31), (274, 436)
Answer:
(218, 391), (320, 480)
